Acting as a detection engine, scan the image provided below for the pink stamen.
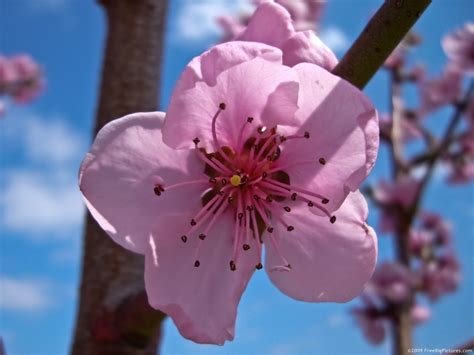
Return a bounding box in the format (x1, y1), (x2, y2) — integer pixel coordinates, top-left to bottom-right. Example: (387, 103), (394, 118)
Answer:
(211, 103), (226, 151)
(195, 147), (230, 175)
(262, 178), (327, 201)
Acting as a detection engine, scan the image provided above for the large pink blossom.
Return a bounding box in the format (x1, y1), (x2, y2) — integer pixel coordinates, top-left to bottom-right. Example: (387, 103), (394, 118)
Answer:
(79, 41), (378, 344)
(442, 23), (474, 74)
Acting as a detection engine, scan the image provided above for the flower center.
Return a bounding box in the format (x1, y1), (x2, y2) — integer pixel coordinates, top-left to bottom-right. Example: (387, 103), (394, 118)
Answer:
(153, 103), (336, 272)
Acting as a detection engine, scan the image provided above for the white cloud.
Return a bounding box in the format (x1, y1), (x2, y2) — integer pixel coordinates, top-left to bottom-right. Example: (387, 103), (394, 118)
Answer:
(1, 171), (83, 235)
(319, 26), (350, 53)
(24, 118), (83, 164)
(171, 0), (254, 42)
(0, 277), (52, 311)
(0, 109), (86, 237)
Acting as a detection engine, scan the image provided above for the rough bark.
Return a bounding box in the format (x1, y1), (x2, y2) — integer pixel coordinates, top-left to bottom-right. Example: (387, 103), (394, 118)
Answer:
(71, 1), (168, 354)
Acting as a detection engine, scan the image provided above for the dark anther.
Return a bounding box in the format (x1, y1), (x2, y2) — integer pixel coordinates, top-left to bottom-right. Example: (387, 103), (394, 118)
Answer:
(221, 179), (228, 185)
(199, 233), (206, 240)
(181, 235), (187, 243)
(304, 131), (310, 139)
(230, 260), (236, 271)
(238, 212), (244, 220)
(209, 177), (217, 184)
(291, 193), (297, 201)
(307, 201), (314, 207)
(279, 136), (287, 142)
(153, 186), (162, 196)
(330, 216), (337, 224)
(322, 198), (329, 204)
(218, 190), (225, 196)
(228, 196), (234, 203)
(190, 219), (197, 226)
(194, 260), (200, 268)
(246, 205), (254, 211)
(257, 126), (267, 134)
(284, 206), (291, 212)
(267, 226), (274, 233)
(243, 244), (251, 251)
(287, 226), (294, 232)
(247, 117), (254, 123)
(266, 195), (273, 202)
(319, 157), (326, 165)
(262, 172), (268, 179)
(253, 194), (260, 201)
(256, 263), (263, 270)
(286, 264), (292, 270)
(219, 102), (226, 110)
(193, 137), (200, 145)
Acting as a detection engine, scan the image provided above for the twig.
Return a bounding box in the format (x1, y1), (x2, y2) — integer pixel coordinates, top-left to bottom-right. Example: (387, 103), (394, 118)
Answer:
(332, 0), (432, 89)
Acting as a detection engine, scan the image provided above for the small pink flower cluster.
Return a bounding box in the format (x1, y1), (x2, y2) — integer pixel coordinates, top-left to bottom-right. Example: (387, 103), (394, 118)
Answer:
(354, 209), (459, 344)
(0, 54), (44, 114)
(354, 173), (460, 344)
(381, 23), (474, 185)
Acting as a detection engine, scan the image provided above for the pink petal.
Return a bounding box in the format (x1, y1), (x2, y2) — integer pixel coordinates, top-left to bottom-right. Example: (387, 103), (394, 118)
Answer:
(144, 212), (259, 345)
(163, 56), (299, 150)
(237, 1), (294, 49)
(281, 31), (338, 70)
(265, 191), (377, 302)
(276, 63), (378, 211)
(79, 112), (205, 254)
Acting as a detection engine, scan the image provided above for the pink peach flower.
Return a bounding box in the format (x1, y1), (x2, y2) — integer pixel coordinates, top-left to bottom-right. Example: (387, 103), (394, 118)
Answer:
(373, 176), (420, 209)
(79, 41), (378, 344)
(442, 23), (474, 74)
(0, 54), (44, 105)
(369, 262), (413, 303)
(353, 308), (386, 345)
(420, 65), (462, 114)
(421, 254), (460, 300)
(236, 1), (338, 70)
(410, 304), (431, 325)
(378, 112), (422, 143)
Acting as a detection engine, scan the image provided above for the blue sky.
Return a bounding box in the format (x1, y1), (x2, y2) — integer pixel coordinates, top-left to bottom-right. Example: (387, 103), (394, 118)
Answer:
(0, 1), (472, 354)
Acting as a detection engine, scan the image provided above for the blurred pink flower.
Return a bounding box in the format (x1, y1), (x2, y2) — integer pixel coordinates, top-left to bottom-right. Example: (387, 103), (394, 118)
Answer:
(420, 66), (462, 113)
(410, 304), (431, 325)
(0, 54), (44, 106)
(421, 254), (460, 300)
(373, 176), (420, 209)
(379, 112), (422, 143)
(353, 308), (386, 345)
(79, 41), (379, 344)
(236, 1), (338, 70)
(369, 262), (414, 303)
(442, 23), (474, 74)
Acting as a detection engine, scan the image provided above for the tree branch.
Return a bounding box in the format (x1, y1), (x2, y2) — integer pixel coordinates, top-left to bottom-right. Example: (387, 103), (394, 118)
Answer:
(332, 0), (431, 89)
(71, 1), (168, 354)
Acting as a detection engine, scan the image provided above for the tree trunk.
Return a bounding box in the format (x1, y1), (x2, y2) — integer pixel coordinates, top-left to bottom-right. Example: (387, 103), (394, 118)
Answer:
(71, 1), (168, 354)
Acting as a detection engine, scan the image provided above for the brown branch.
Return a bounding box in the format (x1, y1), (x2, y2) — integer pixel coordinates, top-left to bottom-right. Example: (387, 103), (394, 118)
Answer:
(332, 0), (432, 89)
(71, 1), (168, 354)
